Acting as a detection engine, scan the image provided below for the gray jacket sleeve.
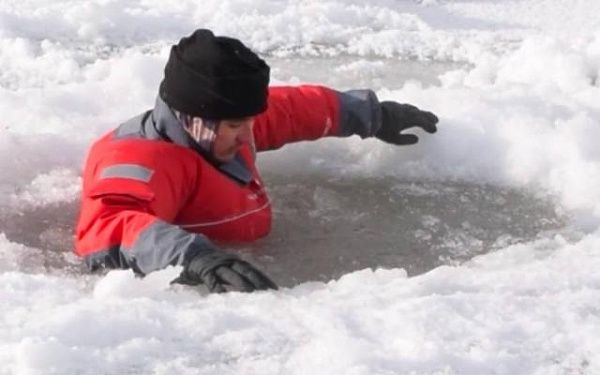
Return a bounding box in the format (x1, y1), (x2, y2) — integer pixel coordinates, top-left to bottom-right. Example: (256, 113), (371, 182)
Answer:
(336, 89), (383, 138)
(128, 221), (217, 275)
(83, 217), (218, 276)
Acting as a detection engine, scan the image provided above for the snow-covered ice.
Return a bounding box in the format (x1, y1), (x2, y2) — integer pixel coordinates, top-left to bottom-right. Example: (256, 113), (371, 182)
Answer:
(1, 0), (599, 374)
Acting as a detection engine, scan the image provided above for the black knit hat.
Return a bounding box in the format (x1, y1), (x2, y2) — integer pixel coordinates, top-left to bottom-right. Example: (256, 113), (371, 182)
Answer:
(159, 29), (270, 119)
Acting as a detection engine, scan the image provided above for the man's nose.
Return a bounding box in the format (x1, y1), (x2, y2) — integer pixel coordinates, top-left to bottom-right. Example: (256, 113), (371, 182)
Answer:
(237, 122), (253, 144)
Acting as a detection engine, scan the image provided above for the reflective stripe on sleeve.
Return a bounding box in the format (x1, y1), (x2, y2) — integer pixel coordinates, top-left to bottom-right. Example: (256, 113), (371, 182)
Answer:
(100, 164), (154, 183)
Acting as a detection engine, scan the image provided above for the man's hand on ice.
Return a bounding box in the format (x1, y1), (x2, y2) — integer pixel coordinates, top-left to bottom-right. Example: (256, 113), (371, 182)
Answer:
(376, 102), (438, 145)
(179, 251), (278, 293)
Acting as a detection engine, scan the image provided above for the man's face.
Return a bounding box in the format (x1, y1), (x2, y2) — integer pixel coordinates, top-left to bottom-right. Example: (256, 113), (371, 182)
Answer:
(212, 117), (254, 162)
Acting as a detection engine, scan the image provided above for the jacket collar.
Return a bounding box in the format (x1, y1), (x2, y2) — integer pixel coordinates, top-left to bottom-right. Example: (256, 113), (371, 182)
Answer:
(141, 97), (252, 185)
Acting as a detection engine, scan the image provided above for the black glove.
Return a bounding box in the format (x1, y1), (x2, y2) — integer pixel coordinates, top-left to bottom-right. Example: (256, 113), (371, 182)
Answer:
(176, 250), (278, 293)
(376, 102), (438, 145)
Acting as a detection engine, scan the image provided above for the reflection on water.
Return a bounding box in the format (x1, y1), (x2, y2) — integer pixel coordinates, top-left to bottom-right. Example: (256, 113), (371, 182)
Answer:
(0, 174), (567, 287)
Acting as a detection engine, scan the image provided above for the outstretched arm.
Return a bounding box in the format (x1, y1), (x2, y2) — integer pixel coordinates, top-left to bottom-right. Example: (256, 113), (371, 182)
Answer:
(253, 85), (437, 151)
(253, 85), (342, 151)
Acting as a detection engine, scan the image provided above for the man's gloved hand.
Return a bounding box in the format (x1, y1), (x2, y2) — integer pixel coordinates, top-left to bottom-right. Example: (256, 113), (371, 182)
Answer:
(176, 250), (278, 293)
(376, 101), (438, 145)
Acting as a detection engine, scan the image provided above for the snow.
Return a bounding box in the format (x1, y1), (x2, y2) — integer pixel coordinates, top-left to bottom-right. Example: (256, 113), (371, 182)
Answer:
(1, 0), (600, 374)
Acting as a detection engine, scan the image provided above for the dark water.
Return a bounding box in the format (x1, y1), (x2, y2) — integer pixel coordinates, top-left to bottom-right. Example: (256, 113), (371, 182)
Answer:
(0, 202), (81, 274)
(238, 173), (567, 287)
(0, 174), (566, 287)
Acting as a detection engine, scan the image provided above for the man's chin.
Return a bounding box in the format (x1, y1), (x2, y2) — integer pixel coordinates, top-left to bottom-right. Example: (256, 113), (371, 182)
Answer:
(213, 150), (237, 163)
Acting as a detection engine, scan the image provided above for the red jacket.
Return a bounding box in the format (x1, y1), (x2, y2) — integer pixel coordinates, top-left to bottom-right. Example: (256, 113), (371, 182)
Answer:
(75, 85), (380, 274)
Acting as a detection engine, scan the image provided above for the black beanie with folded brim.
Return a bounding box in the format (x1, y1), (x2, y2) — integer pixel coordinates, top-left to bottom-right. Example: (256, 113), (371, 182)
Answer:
(159, 29), (270, 119)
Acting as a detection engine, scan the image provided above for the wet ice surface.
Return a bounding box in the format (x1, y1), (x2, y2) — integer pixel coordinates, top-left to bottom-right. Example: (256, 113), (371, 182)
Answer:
(0, 174), (567, 287)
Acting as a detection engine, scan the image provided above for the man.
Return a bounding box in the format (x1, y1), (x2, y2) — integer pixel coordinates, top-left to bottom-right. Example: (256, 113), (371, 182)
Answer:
(75, 29), (438, 293)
